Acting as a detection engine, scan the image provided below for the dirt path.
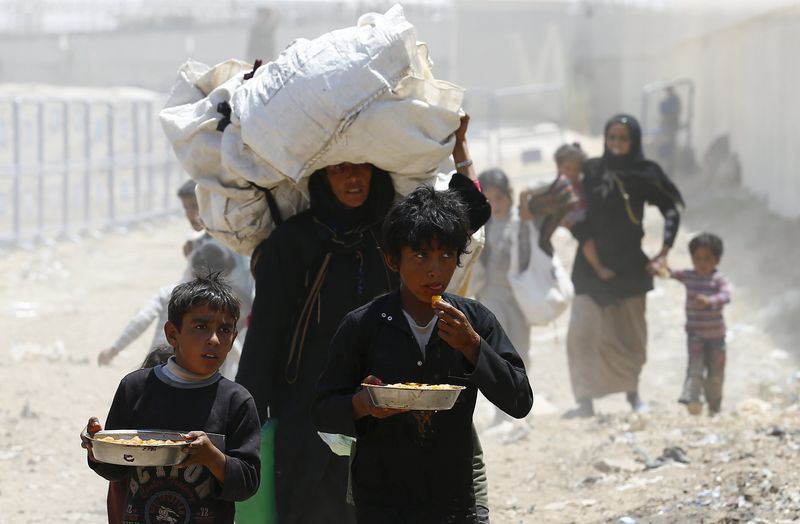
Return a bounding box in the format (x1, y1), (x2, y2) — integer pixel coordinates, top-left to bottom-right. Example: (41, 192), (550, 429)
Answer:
(1, 177), (798, 523)
(480, 176), (800, 523)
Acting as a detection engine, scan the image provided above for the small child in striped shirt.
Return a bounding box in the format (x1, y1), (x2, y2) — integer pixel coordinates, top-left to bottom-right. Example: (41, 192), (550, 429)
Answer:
(670, 233), (731, 416)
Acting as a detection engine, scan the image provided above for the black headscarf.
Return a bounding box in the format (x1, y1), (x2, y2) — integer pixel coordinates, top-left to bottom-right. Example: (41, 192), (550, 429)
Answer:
(307, 165), (396, 235)
(597, 113), (684, 207)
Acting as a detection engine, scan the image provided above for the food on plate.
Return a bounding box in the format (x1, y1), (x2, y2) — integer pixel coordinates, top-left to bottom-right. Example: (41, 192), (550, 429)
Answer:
(96, 435), (181, 446)
(363, 382), (462, 390)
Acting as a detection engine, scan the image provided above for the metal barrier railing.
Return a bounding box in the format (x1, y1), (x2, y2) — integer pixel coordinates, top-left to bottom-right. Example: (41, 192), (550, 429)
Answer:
(0, 93), (184, 248)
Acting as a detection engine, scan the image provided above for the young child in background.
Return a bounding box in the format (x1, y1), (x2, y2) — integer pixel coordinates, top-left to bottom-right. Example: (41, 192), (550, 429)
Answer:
(670, 233), (731, 415)
(81, 274), (261, 524)
(518, 143), (584, 257)
(313, 185), (533, 523)
(551, 142), (616, 284)
(473, 169), (535, 438)
(474, 168), (532, 371)
(98, 180), (254, 379)
(97, 238), (250, 379)
(554, 142), (588, 228)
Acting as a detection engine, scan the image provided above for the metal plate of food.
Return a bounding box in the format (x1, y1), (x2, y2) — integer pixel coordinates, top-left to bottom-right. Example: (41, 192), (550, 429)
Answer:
(362, 382), (466, 411)
(90, 430), (188, 466)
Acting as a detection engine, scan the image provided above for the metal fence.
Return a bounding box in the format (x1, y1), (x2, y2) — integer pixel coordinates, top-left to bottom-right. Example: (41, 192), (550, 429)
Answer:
(0, 93), (184, 248)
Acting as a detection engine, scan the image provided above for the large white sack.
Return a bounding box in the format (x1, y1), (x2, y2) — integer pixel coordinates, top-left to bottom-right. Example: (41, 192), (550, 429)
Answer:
(160, 4), (464, 256)
(160, 58), (250, 181)
(160, 58), (308, 255)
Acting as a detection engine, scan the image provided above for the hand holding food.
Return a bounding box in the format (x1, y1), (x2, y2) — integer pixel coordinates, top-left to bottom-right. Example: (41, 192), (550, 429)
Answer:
(433, 299), (480, 364)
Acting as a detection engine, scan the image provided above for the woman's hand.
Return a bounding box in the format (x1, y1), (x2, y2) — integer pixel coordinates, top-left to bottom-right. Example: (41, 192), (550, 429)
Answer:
(594, 266), (616, 281)
(352, 376), (407, 420)
(647, 252), (669, 277)
(80, 417), (103, 462)
(452, 114), (476, 180)
(454, 113), (469, 145)
(433, 299), (480, 365)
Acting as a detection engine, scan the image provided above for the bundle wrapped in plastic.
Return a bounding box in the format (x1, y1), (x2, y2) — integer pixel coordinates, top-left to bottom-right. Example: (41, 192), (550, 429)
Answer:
(160, 4), (465, 256)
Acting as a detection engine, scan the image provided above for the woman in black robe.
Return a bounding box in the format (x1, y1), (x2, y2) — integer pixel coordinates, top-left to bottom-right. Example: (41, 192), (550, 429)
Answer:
(236, 117), (491, 523)
(564, 114), (684, 419)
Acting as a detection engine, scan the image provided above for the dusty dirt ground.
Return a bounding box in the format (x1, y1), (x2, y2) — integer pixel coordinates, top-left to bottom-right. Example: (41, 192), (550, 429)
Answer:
(1, 175), (799, 523)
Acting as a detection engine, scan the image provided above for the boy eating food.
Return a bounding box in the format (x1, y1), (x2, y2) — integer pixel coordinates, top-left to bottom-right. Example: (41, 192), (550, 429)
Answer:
(313, 185), (533, 523)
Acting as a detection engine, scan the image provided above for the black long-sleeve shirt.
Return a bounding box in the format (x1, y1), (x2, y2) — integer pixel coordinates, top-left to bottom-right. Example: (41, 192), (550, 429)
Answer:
(89, 367), (261, 524)
(313, 291), (532, 523)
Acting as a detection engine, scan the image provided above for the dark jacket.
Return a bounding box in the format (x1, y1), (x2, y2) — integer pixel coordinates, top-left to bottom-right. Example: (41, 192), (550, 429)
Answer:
(236, 170), (489, 523)
(313, 291), (533, 523)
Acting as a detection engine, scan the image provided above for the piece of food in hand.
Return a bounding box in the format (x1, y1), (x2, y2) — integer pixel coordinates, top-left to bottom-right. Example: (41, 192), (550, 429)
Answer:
(656, 265), (670, 278)
(431, 295), (443, 306)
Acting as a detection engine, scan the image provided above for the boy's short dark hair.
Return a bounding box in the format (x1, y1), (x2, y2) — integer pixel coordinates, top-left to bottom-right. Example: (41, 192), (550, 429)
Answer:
(382, 185), (471, 265)
(168, 273), (241, 330)
(689, 232), (724, 259)
(177, 179), (197, 199)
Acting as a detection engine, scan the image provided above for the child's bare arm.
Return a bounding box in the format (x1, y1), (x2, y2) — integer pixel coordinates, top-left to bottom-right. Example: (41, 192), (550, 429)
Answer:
(582, 239), (615, 281)
(180, 431), (227, 484)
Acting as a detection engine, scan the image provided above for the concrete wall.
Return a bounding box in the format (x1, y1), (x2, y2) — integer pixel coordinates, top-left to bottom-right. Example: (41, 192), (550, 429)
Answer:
(659, 6), (800, 219)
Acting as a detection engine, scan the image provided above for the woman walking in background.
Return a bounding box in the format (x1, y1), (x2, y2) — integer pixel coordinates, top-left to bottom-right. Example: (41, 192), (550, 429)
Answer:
(474, 168), (533, 370)
(563, 114), (684, 419)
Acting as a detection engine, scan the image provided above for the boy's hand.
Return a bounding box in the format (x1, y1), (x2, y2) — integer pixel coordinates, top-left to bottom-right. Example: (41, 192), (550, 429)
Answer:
(180, 431), (226, 483)
(692, 294), (711, 308)
(80, 417), (103, 462)
(352, 376), (407, 420)
(433, 300), (480, 365)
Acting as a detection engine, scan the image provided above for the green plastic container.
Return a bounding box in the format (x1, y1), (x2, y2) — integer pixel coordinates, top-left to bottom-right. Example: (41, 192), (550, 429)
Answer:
(235, 419), (277, 524)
